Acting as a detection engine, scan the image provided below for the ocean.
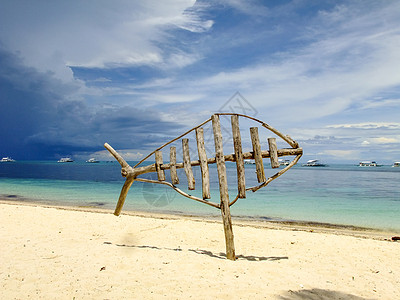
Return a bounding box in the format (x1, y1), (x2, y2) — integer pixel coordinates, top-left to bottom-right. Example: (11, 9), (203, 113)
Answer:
(1, 160), (399, 231)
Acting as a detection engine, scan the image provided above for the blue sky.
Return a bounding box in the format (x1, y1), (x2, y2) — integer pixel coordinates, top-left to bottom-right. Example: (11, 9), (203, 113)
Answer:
(1, 0), (400, 163)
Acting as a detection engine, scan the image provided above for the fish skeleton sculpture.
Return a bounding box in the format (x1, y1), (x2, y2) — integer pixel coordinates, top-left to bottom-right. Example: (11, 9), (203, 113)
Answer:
(104, 113), (302, 260)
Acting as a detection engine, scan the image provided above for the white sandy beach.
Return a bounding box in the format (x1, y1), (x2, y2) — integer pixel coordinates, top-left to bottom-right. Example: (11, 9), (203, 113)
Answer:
(1, 201), (399, 299)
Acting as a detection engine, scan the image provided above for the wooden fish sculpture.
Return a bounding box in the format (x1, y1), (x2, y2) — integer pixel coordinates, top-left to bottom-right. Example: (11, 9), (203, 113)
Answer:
(104, 113), (302, 260)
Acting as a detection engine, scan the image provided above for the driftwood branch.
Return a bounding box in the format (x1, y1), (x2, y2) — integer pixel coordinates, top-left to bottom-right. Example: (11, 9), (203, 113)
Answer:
(196, 128), (211, 199)
(182, 138), (195, 190)
(268, 138), (280, 169)
(169, 146), (179, 184)
(155, 150), (165, 181)
(212, 115), (235, 260)
(231, 115), (246, 198)
(114, 176), (135, 216)
(250, 127), (266, 183)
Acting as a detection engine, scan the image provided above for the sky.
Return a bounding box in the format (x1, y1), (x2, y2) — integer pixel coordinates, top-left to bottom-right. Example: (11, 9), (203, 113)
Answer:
(1, 0), (400, 164)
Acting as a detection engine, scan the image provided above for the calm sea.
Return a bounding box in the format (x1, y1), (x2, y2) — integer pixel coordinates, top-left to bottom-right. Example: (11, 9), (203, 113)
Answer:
(1, 161), (399, 231)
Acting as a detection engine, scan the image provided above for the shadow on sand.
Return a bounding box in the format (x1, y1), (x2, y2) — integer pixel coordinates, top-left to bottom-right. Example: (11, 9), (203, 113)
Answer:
(188, 248), (288, 261)
(106, 242), (287, 262)
(108, 242), (182, 252)
(278, 289), (368, 300)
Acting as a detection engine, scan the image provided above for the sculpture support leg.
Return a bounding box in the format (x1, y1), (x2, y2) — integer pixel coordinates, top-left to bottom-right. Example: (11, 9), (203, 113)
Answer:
(212, 115), (236, 260)
(114, 177), (135, 216)
(220, 202), (236, 260)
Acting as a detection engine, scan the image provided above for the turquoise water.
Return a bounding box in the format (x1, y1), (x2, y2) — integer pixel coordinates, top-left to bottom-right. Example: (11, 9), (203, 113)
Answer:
(1, 161), (399, 231)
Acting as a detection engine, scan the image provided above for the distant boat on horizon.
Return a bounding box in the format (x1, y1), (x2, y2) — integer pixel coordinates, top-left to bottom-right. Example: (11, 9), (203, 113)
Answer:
(278, 159), (290, 166)
(86, 158), (99, 163)
(302, 159), (327, 167)
(244, 159), (255, 165)
(1, 157), (15, 162)
(57, 157), (74, 163)
(392, 162), (400, 167)
(359, 161), (381, 167)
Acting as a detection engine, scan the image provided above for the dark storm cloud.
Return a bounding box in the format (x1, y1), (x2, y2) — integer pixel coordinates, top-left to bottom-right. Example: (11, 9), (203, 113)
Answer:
(0, 47), (181, 160)
(0, 47), (66, 159)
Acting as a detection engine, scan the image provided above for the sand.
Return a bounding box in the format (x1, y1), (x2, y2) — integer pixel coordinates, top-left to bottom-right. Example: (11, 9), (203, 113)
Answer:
(1, 201), (399, 299)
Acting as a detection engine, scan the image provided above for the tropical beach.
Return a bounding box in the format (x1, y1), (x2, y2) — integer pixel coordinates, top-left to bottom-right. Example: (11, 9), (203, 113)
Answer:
(1, 200), (399, 299)
(2, 1), (400, 299)
(1, 157), (400, 299)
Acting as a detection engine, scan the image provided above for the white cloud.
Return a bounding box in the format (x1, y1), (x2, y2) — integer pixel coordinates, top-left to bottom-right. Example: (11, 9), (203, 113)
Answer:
(90, 149), (144, 161)
(89, 77), (112, 83)
(368, 137), (399, 144)
(165, 52), (202, 69)
(0, 0), (204, 80)
(360, 98), (400, 110)
(217, 0), (269, 16)
(327, 123), (400, 130)
(175, 5), (214, 33)
(324, 149), (360, 160)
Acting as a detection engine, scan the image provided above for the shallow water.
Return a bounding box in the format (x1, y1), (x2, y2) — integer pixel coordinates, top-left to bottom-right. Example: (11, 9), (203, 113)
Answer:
(1, 161), (399, 231)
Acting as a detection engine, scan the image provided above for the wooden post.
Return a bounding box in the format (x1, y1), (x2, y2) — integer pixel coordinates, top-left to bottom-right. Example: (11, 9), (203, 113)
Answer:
(195, 128), (211, 199)
(114, 177), (135, 216)
(182, 138), (195, 190)
(231, 115), (246, 198)
(250, 127), (266, 183)
(169, 147), (179, 184)
(268, 138), (280, 169)
(155, 150), (165, 181)
(212, 114), (235, 260)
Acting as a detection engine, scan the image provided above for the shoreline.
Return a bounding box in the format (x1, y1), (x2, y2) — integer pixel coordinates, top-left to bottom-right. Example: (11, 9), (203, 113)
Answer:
(1, 198), (397, 241)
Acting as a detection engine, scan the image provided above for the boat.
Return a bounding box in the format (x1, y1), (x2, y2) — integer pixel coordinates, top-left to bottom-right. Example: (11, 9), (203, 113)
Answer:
(86, 158), (99, 163)
(302, 159), (326, 167)
(359, 161), (378, 167)
(1, 157), (15, 162)
(57, 157), (74, 163)
(244, 159), (255, 164)
(392, 162), (400, 167)
(278, 159), (290, 166)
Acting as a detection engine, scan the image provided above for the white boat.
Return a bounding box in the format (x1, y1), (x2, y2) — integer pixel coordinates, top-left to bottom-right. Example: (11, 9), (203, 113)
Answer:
(278, 159), (290, 166)
(359, 161), (378, 167)
(86, 158), (99, 163)
(57, 157), (74, 163)
(244, 159), (255, 164)
(1, 157), (15, 162)
(302, 159), (326, 167)
(392, 162), (400, 167)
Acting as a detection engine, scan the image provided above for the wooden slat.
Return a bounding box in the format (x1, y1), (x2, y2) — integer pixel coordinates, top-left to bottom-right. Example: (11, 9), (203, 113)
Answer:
(182, 138), (195, 190)
(212, 114), (235, 260)
(250, 127), (266, 183)
(169, 146), (179, 184)
(195, 128), (210, 199)
(231, 115), (246, 198)
(268, 137), (280, 169)
(155, 150), (165, 181)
